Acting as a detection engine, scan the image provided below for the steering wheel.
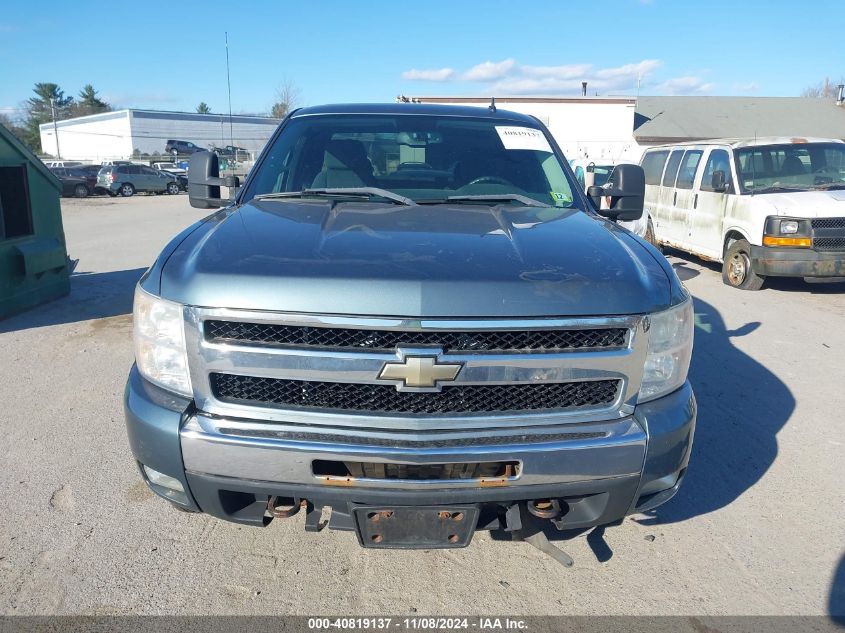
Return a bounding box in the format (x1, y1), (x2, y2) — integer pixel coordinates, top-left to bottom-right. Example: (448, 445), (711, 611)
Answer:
(466, 175), (515, 187)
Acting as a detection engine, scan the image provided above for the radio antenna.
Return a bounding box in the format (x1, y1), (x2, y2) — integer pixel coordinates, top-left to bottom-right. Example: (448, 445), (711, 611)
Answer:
(489, 96), (496, 113)
(225, 31), (234, 154)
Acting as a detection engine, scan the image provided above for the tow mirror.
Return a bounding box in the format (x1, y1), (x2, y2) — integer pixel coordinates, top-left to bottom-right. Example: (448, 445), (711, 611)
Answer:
(596, 164), (645, 222)
(712, 169), (728, 193)
(188, 150), (240, 209)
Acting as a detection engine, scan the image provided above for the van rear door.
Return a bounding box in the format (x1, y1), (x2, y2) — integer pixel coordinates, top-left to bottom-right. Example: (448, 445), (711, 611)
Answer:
(687, 147), (733, 260)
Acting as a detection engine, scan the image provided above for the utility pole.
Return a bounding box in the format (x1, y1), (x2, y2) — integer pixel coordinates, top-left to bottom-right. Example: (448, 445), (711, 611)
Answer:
(225, 32), (234, 150)
(50, 98), (61, 159)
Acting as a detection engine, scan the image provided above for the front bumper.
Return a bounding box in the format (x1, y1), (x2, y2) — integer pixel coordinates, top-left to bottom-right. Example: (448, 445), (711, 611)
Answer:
(751, 245), (845, 278)
(124, 365), (696, 534)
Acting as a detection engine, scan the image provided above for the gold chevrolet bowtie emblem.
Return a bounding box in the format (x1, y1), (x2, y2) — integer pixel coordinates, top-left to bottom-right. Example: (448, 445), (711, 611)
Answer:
(378, 355), (462, 389)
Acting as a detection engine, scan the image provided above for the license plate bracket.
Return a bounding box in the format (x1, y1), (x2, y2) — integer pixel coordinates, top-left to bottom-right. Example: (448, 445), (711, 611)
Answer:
(353, 505), (479, 549)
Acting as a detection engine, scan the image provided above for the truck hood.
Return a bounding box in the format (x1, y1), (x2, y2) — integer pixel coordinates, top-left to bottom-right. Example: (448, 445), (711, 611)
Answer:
(158, 199), (672, 317)
(760, 189), (845, 217)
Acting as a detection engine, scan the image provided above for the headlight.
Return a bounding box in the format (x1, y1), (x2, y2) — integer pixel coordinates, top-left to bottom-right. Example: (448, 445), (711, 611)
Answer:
(780, 220), (799, 234)
(639, 297), (694, 402)
(133, 285), (192, 397)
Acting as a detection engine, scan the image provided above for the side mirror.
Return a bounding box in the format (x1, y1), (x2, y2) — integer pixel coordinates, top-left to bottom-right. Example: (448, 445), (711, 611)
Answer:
(597, 164), (645, 222)
(712, 169), (728, 193)
(188, 150), (240, 209)
(586, 185), (604, 210)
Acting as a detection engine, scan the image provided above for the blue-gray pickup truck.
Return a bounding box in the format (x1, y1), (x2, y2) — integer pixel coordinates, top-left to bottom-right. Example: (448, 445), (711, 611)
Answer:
(125, 103), (696, 554)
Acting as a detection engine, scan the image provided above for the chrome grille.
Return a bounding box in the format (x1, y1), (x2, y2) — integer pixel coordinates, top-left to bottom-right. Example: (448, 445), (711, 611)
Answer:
(211, 373), (621, 415)
(204, 320), (627, 352)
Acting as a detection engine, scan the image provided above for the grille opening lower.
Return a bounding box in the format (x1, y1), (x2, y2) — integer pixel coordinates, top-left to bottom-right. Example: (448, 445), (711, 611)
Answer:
(312, 459), (520, 481)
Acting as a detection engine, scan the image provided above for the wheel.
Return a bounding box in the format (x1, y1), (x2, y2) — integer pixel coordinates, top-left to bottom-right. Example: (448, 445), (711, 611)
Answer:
(166, 182), (180, 195)
(119, 183), (135, 197)
(722, 239), (765, 290)
(73, 184), (89, 198)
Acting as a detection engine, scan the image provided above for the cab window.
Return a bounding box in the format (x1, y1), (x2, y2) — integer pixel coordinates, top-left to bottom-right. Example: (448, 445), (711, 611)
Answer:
(700, 150), (732, 192)
(662, 150), (684, 187)
(641, 150), (669, 186)
(675, 150), (703, 189)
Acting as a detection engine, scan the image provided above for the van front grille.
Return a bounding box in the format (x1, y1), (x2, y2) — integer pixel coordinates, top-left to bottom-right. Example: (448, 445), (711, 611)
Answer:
(210, 373), (621, 415)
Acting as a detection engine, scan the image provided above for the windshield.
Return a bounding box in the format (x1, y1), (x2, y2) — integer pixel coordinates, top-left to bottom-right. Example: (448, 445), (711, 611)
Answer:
(242, 114), (576, 207)
(734, 142), (845, 193)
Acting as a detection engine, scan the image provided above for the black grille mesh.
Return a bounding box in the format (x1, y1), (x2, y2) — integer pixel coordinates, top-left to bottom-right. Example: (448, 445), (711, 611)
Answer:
(814, 237), (845, 252)
(210, 373), (620, 415)
(811, 218), (845, 230)
(205, 321), (627, 352)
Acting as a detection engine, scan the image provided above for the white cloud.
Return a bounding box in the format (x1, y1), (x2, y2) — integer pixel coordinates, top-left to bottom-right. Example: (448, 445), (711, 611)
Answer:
(401, 58), (665, 95)
(656, 76), (715, 95)
(462, 59), (516, 82)
(401, 67), (455, 82)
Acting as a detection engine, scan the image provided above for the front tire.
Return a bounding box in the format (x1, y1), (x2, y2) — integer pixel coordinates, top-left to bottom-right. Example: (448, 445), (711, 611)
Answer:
(120, 183), (135, 197)
(73, 184), (89, 198)
(722, 239), (765, 290)
(645, 219), (662, 252)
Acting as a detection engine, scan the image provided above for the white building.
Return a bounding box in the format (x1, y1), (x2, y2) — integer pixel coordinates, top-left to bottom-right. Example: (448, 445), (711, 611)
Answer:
(39, 109), (280, 162)
(405, 96), (641, 163)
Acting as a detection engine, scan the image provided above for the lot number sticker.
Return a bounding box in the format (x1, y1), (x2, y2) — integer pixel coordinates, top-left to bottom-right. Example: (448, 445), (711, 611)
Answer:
(495, 126), (553, 153)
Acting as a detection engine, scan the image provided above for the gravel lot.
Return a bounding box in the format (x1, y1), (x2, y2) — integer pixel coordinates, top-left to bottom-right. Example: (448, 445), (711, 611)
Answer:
(1, 194), (843, 616)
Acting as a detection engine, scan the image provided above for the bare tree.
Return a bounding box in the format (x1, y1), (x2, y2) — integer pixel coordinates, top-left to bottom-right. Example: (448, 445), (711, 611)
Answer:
(801, 77), (844, 98)
(271, 80), (302, 118)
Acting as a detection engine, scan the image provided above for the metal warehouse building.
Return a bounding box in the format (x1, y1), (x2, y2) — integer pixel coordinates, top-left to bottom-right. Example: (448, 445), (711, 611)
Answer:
(39, 109), (280, 162)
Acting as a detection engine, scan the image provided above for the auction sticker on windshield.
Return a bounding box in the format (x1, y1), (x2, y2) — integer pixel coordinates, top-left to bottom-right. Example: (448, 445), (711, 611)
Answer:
(495, 126), (553, 153)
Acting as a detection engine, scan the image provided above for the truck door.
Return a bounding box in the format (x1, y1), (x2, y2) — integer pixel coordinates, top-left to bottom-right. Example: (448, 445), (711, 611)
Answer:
(653, 149), (684, 243)
(687, 148), (733, 260)
(665, 149), (703, 251)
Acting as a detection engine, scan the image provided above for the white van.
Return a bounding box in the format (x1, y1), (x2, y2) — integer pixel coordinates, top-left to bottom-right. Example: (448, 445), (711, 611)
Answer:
(638, 137), (845, 289)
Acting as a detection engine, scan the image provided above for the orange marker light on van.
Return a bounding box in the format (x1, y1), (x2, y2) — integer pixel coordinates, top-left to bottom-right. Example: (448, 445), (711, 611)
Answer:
(763, 236), (812, 247)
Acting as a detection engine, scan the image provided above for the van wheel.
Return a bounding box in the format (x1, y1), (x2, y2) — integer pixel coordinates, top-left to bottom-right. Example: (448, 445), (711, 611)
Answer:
(722, 239), (764, 290)
(120, 183), (135, 197)
(645, 220), (662, 252)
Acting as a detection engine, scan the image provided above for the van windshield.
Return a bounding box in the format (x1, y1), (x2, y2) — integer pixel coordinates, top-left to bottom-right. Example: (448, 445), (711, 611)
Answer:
(734, 142), (845, 193)
(243, 114), (576, 207)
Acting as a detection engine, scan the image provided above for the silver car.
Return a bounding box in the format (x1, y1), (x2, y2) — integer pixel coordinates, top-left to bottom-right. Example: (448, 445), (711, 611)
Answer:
(97, 164), (181, 197)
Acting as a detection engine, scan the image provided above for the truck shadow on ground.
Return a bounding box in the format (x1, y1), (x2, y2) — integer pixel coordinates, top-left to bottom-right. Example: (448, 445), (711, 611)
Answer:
(636, 296), (793, 525)
(0, 268), (146, 333)
(490, 296), (794, 564)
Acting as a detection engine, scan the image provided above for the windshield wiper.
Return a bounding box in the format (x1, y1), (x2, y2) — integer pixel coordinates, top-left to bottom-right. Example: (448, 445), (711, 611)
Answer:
(811, 183), (845, 191)
(418, 194), (548, 208)
(255, 187), (414, 206)
(748, 185), (809, 194)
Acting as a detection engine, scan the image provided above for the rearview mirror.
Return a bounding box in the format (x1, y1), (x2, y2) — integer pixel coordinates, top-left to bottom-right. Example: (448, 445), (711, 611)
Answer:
(711, 169), (727, 193)
(188, 150), (240, 209)
(596, 164), (645, 222)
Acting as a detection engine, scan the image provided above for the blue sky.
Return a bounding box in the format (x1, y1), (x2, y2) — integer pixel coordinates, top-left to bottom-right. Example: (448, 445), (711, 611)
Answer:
(1, 0), (843, 119)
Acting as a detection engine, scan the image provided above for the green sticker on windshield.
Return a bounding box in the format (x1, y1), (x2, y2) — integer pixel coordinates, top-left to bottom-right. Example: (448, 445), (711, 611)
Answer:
(550, 191), (572, 204)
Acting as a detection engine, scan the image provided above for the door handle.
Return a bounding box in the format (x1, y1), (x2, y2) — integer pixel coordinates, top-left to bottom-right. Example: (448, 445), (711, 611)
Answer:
(673, 191), (677, 206)
(693, 194), (698, 209)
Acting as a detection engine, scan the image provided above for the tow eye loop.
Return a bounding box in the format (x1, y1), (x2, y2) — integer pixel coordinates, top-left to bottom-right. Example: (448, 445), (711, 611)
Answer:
(505, 503), (574, 568)
(267, 496), (304, 519)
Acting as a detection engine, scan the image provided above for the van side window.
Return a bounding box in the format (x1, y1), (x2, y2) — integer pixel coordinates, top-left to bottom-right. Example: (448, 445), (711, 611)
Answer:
(700, 150), (732, 192)
(662, 150), (684, 187)
(642, 151), (669, 186)
(675, 150), (703, 189)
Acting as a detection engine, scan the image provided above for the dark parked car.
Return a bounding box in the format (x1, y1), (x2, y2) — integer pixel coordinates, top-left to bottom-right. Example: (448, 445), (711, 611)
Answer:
(164, 139), (203, 156)
(97, 164), (182, 197)
(49, 168), (90, 198)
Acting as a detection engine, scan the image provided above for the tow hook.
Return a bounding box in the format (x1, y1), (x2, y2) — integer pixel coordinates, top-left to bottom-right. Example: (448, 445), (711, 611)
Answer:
(267, 496), (305, 519)
(504, 502), (574, 568)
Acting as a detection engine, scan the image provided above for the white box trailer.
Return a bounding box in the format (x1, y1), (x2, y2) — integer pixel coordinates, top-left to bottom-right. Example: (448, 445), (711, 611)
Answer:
(40, 109), (280, 162)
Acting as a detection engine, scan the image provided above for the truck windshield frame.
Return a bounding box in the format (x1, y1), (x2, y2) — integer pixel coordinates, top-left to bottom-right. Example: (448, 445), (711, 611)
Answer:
(240, 114), (580, 208)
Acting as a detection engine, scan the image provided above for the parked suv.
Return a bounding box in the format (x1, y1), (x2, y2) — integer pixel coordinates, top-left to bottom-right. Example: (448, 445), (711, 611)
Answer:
(97, 164), (181, 197)
(125, 104), (696, 553)
(637, 137), (845, 289)
(164, 139), (203, 156)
